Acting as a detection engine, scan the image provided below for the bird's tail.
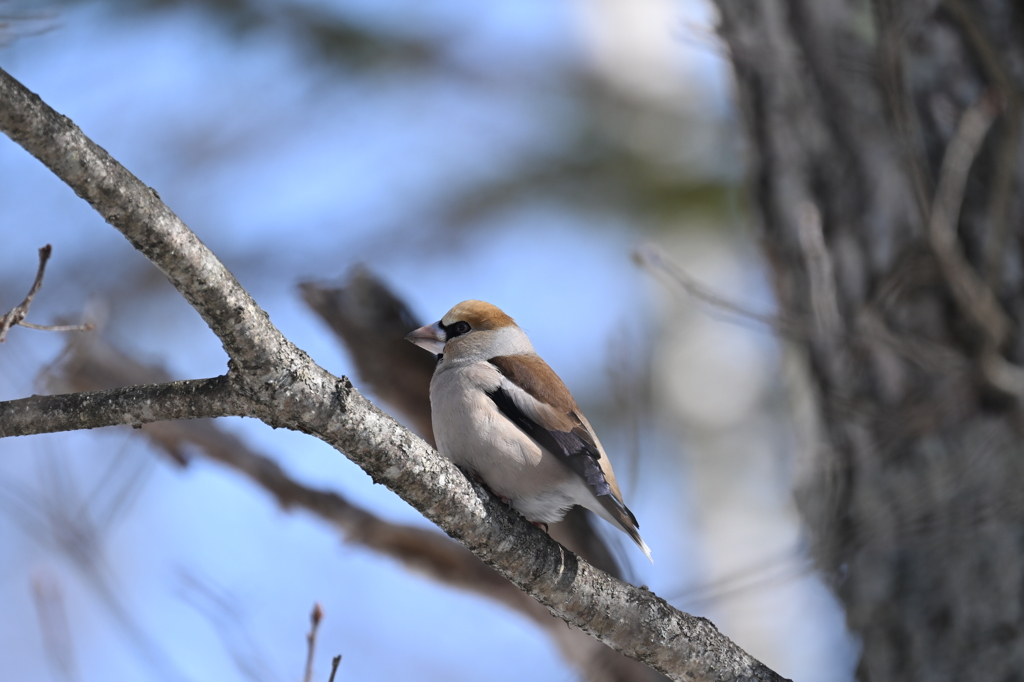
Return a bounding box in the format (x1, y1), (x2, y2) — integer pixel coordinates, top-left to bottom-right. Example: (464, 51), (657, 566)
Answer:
(597, 496), (653, 563)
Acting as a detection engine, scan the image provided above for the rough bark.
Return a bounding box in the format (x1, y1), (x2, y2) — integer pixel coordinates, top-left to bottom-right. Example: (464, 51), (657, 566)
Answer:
(300, 271), (437, 442)
(0, 67), (786, 682)
(712, 1), (1024, 680)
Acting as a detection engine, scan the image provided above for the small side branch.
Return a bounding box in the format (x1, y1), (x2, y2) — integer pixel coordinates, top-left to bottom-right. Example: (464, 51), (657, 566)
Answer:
(303, 603), (323, 682)
(0, 244), (92, 342)
(2, 244), (51, 340)
(327, 655), (342, 682)
(0, 376), (247, 438)
(635, 242), (801, 336)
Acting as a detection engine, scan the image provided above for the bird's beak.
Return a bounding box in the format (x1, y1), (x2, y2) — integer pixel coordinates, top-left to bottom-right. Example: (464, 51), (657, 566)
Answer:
(405, 321), (446, 355)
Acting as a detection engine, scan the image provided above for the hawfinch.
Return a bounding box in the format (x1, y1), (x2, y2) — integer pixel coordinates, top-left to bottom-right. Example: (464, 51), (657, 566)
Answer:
(406, 300), (651, 562)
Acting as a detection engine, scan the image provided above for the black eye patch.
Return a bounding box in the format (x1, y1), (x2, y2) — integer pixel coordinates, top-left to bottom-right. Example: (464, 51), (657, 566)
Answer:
(441, 320), (471, 339)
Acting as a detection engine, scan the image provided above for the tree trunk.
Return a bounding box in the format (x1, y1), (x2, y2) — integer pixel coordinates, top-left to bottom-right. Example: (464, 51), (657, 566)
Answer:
(712, 1), (1024, 680)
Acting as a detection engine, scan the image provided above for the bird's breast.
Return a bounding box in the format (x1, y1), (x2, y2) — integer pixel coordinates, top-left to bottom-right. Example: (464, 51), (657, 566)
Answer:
(429, 363), (572, 501)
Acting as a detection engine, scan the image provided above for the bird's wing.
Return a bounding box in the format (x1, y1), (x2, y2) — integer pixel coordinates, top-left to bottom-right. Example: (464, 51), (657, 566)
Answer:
(486, 354), (638, 529)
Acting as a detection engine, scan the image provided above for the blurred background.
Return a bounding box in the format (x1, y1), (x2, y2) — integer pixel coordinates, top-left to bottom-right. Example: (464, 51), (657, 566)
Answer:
(0, 0), (857, 680)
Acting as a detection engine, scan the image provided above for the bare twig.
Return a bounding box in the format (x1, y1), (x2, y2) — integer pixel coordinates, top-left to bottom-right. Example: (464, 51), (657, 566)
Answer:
(327, 655), (341, 682)
(669, 553), (814, 611)
(0, 7), (59, 48)
(1, 244), (48, 341)
(0, 245), (93, 342)
(640, 237), (974, 405)
(980, 352), (1024, 399)
(874, 0), (933, 220)
(19, 321), (95, 332)
(634, 242), (798, 334)
(304, 603), (324, 682)
(667, 545), (806, 602)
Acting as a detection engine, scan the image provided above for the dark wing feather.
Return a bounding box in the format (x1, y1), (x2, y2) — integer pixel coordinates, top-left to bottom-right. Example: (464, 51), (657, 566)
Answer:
(487, 385), (614, 498)
(486, 355), (649, 560)
(488, 355), (640, 529)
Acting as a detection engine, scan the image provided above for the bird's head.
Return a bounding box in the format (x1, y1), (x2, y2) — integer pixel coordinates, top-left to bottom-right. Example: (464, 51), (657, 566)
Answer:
(405, 300), (529, 361)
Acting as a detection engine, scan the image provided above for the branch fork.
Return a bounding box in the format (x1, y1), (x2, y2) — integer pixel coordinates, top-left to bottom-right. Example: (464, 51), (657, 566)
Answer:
(0, 243), (93, 342)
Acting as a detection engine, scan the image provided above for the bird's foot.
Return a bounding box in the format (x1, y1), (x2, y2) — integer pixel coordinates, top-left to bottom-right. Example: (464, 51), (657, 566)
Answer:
(531, 521), (549, 533)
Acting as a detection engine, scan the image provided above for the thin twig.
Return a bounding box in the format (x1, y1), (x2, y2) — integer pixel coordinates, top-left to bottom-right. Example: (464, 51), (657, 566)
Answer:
(980, 353), (1024, 398)
(666, 545), (807, 604)
(638, 238), (969, 397)
(0, 244), (50, 342)
(0, 244), (93, 342)
(634, 242), (801, 336)
(304, 603), (324, 682)
(19, 321), (95, 333)
(672, 558), (814, 612)
(327, 655), (342, 682)
(0, 376), (246, 438)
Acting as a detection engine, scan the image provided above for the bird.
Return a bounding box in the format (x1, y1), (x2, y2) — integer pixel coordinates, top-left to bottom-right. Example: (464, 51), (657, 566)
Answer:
(405, 299), (651, 562)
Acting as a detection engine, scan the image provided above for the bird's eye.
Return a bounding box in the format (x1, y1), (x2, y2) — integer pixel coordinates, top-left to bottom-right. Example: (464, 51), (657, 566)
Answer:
(450, 321), (471, 336)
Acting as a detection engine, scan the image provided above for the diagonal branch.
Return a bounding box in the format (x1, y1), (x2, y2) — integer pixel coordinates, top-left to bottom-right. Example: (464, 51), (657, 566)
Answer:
(0, 66), (787, 682)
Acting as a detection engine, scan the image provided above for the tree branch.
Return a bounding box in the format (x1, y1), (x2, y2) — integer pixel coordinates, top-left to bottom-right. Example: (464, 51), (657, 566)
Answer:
(0, 243), (50, 342)
(0, 66), (788, 682)
(0, 376), (246, 438)
(634, 242), (802, 336)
